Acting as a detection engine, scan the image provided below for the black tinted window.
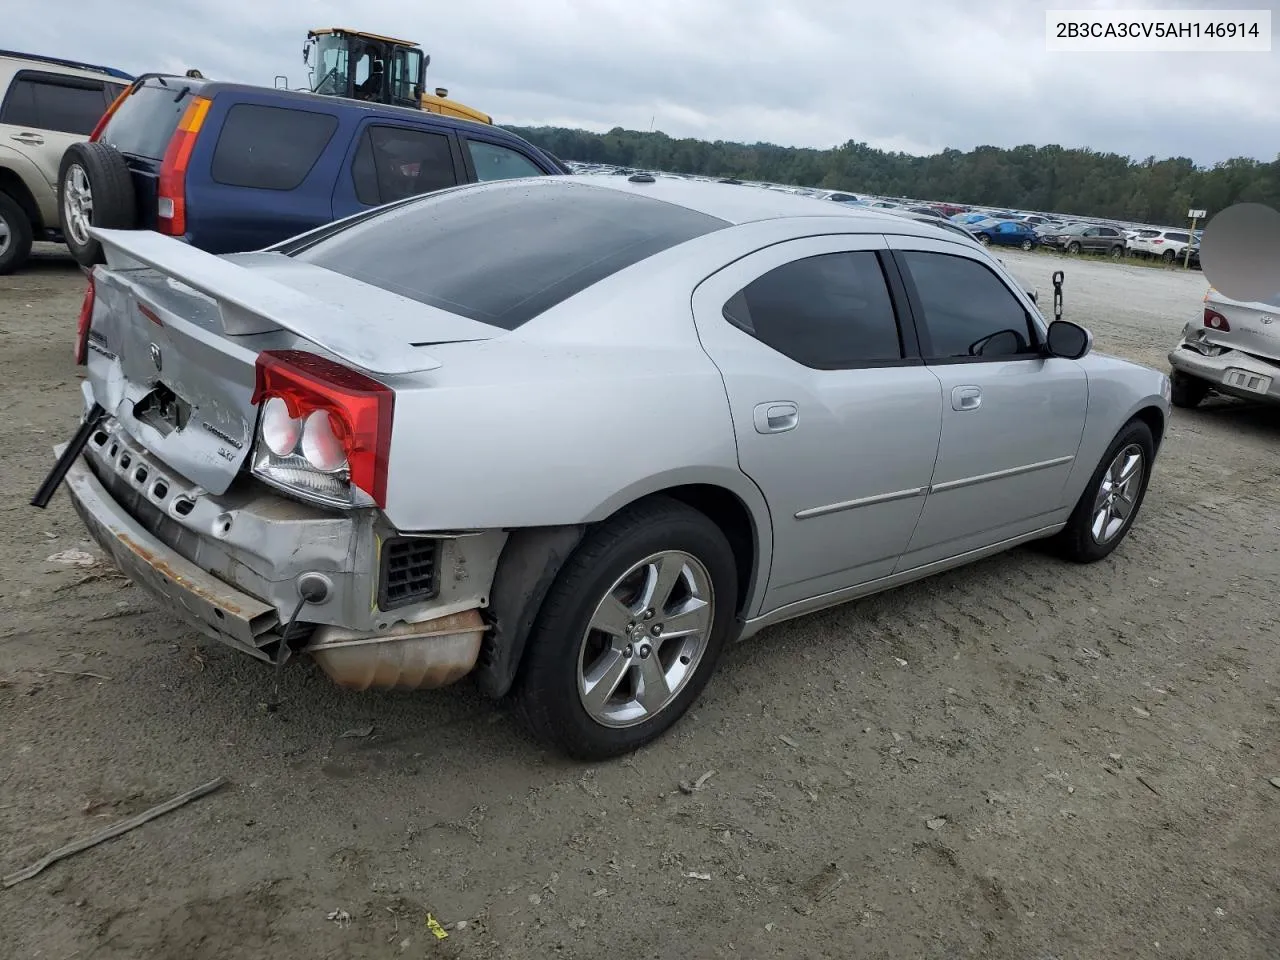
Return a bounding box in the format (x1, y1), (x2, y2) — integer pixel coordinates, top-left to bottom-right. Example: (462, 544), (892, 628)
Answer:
(466, 139), (545, 182)
(291, 181), (726, 330)
(0, 73), (108, 135)
(722, 252), (903, 368)
(901, 251), (1035, 360)
(99, 83), (192, 159)
(351, 125), (457, 206)
(1167, 232), (1190, 243)
(211, 104), (338, 191)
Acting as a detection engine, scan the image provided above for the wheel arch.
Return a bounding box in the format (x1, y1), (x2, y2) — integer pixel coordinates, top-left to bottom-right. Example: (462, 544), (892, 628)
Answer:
(476, 481), (770, 700)
(0, 167), (43, 233)
(1130, 404), (1166, 451)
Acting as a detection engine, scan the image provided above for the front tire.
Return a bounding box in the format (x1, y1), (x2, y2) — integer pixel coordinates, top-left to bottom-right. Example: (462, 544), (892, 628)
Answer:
(1110, 245), (1124, 259)
(513, 496), (739, 760)
(977, 234), (991, 246)
(58, 142), (137, 268)
(1169, 370), (1210, 408)
(1066, 241), (1081, 254)
(1054, 420), (1155, 563)
(0, 191), (34, 275)
(1020, 238), (1033, 251)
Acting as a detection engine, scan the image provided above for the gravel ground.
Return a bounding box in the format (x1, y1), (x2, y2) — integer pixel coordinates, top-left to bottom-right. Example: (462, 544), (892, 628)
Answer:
(1, 243), (1278, 960)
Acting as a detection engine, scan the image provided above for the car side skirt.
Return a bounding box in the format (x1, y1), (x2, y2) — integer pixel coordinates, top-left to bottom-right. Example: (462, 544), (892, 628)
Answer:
(736, 521), (1067, 641)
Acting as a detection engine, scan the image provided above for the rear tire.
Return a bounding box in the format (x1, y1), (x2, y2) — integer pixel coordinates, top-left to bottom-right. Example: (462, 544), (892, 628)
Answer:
(1162, 249), (1177, 263)
(58, 142), (137, 269)
(1054, 420), (1154, 564)
(513, 496), (739, 761)
(1169, 370), (1210, 408)
(0, 191), (34, 275)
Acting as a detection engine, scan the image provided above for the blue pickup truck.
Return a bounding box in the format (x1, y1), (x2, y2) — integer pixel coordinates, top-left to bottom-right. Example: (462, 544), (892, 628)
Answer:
(58, 75), (567, 266)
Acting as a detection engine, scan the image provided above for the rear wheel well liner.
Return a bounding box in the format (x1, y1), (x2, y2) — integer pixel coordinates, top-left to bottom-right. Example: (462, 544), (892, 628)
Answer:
(478, 483), (762, 700)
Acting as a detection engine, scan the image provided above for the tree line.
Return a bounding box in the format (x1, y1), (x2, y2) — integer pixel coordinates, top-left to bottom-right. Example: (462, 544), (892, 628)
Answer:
(507, 125), (1280, 226)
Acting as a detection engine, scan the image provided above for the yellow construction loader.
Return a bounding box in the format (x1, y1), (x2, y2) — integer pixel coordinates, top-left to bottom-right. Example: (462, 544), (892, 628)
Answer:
(303, 27), (492, 124)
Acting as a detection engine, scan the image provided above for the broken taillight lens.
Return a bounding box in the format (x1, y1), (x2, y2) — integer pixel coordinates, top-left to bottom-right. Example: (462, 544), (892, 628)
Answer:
(74, 273), (96, 365)
(250, 350), (394, 509)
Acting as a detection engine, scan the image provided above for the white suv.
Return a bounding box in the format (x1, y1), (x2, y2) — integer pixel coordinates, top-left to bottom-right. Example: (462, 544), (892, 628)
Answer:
(0, 50), (130, 273)
(1130, 228), (1194, 262)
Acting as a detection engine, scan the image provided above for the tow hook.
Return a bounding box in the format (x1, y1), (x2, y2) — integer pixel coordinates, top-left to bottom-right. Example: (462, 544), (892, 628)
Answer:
(1052, 270), (1064, 323)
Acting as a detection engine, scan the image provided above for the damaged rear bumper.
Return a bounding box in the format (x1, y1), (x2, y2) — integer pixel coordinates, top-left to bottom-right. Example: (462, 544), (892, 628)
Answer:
(58, 416), (507, 687)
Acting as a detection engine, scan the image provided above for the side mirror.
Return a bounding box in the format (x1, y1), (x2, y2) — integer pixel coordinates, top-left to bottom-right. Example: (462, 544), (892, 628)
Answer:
(1046, 320), (1091, 360)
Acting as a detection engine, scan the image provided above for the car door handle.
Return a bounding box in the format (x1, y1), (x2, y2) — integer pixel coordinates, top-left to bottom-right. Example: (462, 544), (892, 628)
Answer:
(952, 385), (982, 411)
(753, 401), (799, 434)
(10, 133), (44, 145)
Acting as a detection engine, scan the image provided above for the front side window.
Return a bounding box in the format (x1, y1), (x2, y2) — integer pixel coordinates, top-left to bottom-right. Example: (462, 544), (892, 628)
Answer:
(900, 251), (1037, 360)
(211, 104), (338, 190)
(467, 139), (546, 181)
(351, 125), (458, 205)
(722, 252), (904, 369)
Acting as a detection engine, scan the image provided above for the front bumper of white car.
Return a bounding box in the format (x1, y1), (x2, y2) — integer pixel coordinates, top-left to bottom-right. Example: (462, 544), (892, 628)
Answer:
(1168, 324), (1280, 404)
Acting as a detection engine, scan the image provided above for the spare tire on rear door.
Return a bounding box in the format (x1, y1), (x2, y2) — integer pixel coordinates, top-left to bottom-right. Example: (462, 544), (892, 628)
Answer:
(58, 142), (137, 268)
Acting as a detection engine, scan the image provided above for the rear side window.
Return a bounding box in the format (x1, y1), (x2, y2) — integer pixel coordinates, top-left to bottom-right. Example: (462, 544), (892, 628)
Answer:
(98, 83), (191, 159)
(0, 72), (110, 135)
(351, 125), (458, 206)
(291, 180), (727, 330)
(1167, 232), (1190, 243)
(466, 139), (545, 182)
(722, 252), (903, 368)
(211, 104), (338, 191)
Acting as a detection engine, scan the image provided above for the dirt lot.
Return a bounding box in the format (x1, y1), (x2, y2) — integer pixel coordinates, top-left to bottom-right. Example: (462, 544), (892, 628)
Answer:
(1, 243), (1277, 960)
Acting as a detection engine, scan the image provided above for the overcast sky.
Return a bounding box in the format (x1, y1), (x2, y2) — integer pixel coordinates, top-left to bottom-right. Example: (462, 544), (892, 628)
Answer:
(9, 0), (1277, 165)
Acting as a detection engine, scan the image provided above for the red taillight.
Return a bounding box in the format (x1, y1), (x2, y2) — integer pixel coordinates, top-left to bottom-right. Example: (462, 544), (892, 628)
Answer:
(157, 96), (211, 237)
(1151, 238), (1164, 244)
(89, 84), (132, 142)
(251, 350), (394, 508)
(74, 273), (96, 365)
(1203, 308), (1230, 332)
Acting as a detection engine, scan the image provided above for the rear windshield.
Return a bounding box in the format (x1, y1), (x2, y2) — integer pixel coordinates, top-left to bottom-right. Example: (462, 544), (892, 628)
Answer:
(98, 81), (193, 160)
(291, 181), (728, 330)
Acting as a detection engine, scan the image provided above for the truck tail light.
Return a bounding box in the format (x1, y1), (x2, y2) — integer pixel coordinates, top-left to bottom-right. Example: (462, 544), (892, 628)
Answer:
(156, 96), (211, 237)
(1204, 308), (1230, 332)
(250, 350), (394, 509)
(74, 273), (96, 365)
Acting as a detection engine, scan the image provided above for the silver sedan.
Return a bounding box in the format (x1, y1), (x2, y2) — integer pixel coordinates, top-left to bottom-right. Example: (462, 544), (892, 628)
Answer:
(49, 175), (1171, 760)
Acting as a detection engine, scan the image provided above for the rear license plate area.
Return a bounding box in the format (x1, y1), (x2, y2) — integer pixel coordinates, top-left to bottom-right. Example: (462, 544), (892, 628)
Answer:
(1224, 368), (1272, 394)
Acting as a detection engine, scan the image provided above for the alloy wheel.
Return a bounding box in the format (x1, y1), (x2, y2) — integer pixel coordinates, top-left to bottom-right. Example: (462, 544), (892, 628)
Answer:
(1091, 443), (1144, 543)
(62, 163), (94, 247)
(576, 550), (714, 728)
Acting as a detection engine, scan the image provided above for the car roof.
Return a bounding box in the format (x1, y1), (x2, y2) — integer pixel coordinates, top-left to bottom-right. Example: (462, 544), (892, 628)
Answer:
(566, 174), (964, 239)
(137, 75), (503, 137)
(0, 49), (133, 82)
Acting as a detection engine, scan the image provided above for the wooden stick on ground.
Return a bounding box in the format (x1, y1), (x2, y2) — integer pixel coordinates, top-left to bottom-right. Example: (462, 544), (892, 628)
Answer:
(2, 777), (228, 888)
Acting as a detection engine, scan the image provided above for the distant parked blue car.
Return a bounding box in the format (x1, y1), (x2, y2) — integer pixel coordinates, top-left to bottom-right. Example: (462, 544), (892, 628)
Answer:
(951, 212), (993, 225)
(969, 219), (1040, 250)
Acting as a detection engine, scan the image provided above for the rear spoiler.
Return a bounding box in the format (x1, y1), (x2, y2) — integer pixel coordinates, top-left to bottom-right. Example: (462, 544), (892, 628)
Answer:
(89, 228), (443, 376)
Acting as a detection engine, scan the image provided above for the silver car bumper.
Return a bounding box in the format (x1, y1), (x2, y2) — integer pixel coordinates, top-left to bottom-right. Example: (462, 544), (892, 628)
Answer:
(1168, 334), (1280, 404)
(61, 416), (507, 672)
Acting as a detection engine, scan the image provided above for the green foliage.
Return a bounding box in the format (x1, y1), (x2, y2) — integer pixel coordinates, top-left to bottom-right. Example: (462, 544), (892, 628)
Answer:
(511, 125), (1280, 224)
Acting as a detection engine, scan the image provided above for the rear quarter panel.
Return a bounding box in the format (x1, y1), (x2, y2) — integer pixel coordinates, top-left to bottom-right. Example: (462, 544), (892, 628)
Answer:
(377, 240), (759, 529)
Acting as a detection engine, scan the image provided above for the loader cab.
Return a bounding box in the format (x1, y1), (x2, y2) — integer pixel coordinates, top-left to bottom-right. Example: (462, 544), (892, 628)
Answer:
(305, 29), (424, 110)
